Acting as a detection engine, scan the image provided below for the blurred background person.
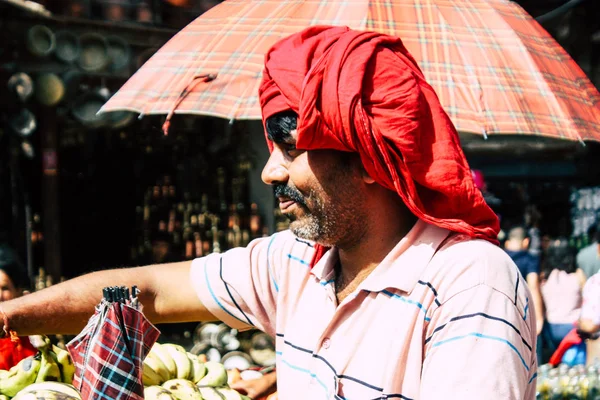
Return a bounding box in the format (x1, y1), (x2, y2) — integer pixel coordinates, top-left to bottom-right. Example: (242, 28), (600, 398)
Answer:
(0, 243), (36, 369)
(504, 226), (544, 362)
(577, 222), (600, 279)
(540, 238), (586, 357)
(504, 226), (544, 334)
(577, 266), (600, 365)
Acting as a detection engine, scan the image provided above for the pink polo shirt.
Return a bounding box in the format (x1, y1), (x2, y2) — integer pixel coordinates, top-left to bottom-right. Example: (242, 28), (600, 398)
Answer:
(191, 220), (537, 399)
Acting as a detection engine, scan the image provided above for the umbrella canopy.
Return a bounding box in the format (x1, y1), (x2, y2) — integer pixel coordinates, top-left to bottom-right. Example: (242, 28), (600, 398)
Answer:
(101, 0), (600, 142)
(66, 287), (160, 400)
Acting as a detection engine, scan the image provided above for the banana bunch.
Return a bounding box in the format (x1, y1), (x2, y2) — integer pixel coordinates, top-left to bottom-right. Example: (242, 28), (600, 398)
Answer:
(144, 380), (251, 400)
(0, 337), (77, 398)
(11, 382), (82, 400)
(143, 343), (212, 386)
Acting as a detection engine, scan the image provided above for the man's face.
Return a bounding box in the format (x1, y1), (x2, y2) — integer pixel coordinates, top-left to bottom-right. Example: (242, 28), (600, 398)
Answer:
(262, 128), (368, 247)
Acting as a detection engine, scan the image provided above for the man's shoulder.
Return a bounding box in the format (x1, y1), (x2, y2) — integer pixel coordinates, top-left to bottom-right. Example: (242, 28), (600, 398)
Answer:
(424, 235), (520, 304)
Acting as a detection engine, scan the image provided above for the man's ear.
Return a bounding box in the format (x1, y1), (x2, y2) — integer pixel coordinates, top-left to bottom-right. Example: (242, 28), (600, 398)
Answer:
(523, 237), (530, 249)
(360, 165), (376, 184)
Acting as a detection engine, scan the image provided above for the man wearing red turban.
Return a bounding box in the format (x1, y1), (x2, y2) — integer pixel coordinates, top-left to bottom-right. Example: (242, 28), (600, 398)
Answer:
(0, 27), (536, 400)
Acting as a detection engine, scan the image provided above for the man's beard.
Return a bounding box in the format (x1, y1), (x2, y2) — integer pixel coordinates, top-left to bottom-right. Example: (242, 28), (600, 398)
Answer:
(275, 184), (347, 246)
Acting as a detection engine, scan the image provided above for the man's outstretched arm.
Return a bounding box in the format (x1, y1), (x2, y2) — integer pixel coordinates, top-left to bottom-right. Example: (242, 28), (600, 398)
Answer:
(1, 261), (217, 336)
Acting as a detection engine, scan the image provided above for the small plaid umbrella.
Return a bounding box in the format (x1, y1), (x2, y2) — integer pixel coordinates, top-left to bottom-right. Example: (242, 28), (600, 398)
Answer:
(66, 287), (160, 400)
(100, 0), (600, 142)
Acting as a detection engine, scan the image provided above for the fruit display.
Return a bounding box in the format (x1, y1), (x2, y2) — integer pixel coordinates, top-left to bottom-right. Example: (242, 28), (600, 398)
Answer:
(142, 342), (252, 400)
(0, 336), (78, 399)
(0, 336), (256, 400)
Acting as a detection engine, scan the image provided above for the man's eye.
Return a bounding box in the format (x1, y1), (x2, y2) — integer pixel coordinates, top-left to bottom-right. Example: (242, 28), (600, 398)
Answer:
(282, 145), (302, 157)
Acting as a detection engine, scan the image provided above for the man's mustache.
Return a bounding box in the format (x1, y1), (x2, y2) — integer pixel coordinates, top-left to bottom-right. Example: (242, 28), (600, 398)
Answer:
(274, 184), (306, 206)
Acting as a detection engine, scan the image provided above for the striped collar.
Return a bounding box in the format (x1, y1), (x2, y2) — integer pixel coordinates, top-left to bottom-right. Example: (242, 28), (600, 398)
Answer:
(310, 220), (451, 294)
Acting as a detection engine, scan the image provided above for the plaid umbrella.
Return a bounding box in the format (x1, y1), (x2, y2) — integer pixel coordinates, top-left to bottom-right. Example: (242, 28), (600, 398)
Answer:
(100, 0), (600, 142)
(66, 287), (160, 400)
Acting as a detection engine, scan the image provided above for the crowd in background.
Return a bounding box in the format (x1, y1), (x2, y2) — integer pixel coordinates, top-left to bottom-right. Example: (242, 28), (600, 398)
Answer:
(500, 208), (600, 366)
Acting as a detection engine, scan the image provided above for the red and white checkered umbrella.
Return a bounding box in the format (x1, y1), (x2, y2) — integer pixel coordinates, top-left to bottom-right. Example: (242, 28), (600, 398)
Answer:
(101, 0), (600, 142)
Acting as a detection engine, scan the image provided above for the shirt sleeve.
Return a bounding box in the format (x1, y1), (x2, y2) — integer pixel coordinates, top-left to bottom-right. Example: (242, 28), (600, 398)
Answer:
(581, 274), (600, 325)
(420, 284), (537, 400)
(522, 254), (540, 277)
(189, 230), (314, 337)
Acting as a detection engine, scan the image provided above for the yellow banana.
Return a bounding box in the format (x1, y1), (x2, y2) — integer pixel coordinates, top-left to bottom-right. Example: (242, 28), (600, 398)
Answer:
(52, 345), (76, 384)
(143, 362), (164, 387)
(35, 348), (62, 383)
(0, 395), (9, 400)
(150, 343), (178, 379)
(144, 385), (177, 400)
(161, 379), (203, 400)
(11, 381), (82, 399)
(199, 387), (243, 400)
(163, 344), (193, 380)
(186, 353), (207, 383)
(197, 361), (227, 387)
(145, 351), (171, 383)
(0, 356), (42, 397)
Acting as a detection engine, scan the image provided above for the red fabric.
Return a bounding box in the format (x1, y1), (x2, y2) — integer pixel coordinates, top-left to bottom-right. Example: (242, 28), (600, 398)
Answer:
(259, 26), (499, 245)
(0, 336), (37, 370)
(549, 328), (582, 366)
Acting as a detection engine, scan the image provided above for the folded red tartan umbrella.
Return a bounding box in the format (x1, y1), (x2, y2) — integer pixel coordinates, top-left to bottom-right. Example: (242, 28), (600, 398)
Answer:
(66, 287), (160, 400)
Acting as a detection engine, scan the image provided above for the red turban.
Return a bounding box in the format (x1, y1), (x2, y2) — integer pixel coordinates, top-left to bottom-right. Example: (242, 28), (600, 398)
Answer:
(259, 26), (499, 244)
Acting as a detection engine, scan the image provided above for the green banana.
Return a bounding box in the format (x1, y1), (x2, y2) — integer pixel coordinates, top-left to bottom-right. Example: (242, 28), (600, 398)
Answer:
(35, 348), (62, 383)
(161, 379), (203, 400)
(11, 381), (82, 399)
(197, 362), (228, 387)
(151, 343), (178, 379)
(144, 385), (177, 400)
(0, 356), (42, 397)
(186, 353), (207, 383)
(52, 345), (76, 384)
(163, 344), (193, 380)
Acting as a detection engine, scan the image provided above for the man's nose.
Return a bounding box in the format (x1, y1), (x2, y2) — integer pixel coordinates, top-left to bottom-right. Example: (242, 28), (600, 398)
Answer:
(261, 150), (288, 185)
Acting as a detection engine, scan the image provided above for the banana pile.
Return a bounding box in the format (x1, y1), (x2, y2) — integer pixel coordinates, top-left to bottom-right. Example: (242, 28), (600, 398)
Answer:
(0, 337), (77, 399)
(143, 343), (250, 400)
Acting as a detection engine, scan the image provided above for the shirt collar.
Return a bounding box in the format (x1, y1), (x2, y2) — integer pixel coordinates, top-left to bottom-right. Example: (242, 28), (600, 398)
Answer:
(309, 220), (451, 293)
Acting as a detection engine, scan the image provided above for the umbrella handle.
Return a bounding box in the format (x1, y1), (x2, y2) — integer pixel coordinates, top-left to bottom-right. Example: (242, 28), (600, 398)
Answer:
(162, 73), (217, 136)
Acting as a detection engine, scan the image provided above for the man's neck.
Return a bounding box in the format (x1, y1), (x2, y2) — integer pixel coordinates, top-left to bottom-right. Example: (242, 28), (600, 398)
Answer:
(334, 212), (417, 303)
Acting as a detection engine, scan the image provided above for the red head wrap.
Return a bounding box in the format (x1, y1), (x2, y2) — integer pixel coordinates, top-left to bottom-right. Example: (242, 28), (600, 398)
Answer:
(259, 26), (499, 244)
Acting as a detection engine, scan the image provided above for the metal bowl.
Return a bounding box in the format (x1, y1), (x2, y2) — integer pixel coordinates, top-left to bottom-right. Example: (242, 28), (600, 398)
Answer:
(26, 25), (56, 57)
(71, 90), (108, 128)
(78, 33), (110, 72)
(35, 73), (65, 106)
(106, 35), (131, 71)
(55, 30), (81, 64)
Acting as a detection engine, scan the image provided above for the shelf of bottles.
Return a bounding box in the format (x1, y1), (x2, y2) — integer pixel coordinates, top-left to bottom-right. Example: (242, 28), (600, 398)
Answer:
(130, 165), (270, 264)
(570, 186), (600, 250)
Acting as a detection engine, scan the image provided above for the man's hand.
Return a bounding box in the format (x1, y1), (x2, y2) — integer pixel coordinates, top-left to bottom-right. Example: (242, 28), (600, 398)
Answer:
(230, 371), (277, 399)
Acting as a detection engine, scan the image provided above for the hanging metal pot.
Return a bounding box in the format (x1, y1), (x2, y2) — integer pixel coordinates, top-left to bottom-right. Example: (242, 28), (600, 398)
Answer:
(78, 33), (110, 72)
(54, 30), (81, 64)
(7, 72), (34, 102)
(71, 89), (109, 129)
(8, 109), (37, 137)
(34, 73), (65, 106)
(106, 35), (131, 71)
(25, 25), (56, 58)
